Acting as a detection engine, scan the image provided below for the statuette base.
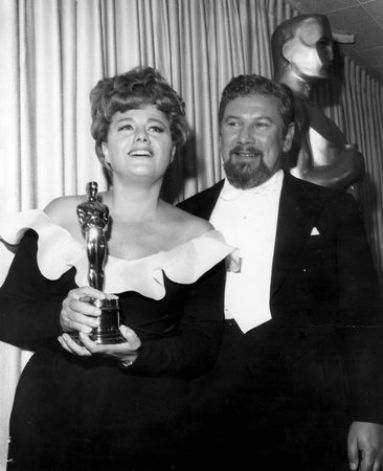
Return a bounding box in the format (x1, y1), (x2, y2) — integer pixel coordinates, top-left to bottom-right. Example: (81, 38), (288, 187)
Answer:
(90, 297), (124, 344)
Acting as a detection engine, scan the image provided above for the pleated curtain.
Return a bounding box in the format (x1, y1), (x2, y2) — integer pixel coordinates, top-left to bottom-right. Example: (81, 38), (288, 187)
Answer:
(1, 0), (383, 466)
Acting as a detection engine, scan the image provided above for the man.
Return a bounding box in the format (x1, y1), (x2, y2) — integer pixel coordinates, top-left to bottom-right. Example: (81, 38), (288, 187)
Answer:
(179, 74), (383, 470)
(271, 14), (365, 199)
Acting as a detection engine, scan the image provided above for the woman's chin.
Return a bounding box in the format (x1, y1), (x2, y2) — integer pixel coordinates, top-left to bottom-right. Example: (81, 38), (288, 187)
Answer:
(117, 171), (164, 186)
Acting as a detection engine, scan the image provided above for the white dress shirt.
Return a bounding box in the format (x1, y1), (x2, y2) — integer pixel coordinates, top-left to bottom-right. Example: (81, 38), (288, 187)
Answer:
(210, 170), (283, 333)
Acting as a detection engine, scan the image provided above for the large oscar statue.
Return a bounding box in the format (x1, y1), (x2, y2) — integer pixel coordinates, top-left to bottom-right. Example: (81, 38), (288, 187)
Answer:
(271, 14), (364, 200)
(76, 181), (122, 344)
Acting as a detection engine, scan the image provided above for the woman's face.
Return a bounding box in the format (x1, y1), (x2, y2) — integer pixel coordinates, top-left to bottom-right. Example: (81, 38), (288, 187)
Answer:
(101, 105), (176, 184)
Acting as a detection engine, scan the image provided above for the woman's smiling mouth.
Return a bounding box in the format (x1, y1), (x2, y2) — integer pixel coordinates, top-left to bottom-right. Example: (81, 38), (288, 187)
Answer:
(128, 149), (153, 158)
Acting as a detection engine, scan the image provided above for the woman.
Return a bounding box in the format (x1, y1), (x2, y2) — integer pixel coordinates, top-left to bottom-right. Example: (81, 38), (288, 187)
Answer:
(0, 67), (232, 470)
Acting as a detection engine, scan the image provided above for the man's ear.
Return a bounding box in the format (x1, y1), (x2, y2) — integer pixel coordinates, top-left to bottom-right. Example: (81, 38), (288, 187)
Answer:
(283, 122), (295, 152)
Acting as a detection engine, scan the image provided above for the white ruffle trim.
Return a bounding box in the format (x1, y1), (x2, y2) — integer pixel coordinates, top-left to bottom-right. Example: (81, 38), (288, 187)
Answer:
(0, 210), (233, 300)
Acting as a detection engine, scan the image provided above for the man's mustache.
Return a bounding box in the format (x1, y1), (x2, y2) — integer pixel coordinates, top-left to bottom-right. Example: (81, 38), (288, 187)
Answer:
(229, 145), (263, 157)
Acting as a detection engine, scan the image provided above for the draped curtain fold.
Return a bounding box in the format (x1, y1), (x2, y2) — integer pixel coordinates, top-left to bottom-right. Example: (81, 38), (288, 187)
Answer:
(1, 0), (382, 466)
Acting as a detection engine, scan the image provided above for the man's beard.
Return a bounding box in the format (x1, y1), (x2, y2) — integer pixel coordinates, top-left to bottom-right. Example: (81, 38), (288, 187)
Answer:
(224, 145), (273, 189)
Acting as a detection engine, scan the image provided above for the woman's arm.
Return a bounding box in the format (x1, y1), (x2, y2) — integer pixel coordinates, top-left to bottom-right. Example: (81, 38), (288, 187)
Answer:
(59, 259), (226, 379)
(124, 259), (226, 378)
(0, 231), (63, 350)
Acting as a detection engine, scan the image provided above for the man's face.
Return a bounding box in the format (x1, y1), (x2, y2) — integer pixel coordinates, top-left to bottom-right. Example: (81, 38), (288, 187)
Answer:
(220, 94), (294, 189)
(283, 16), (334, 80)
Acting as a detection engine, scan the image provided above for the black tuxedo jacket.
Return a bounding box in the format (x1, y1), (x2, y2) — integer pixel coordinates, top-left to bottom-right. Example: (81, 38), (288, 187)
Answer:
(179, 172), (383, 424)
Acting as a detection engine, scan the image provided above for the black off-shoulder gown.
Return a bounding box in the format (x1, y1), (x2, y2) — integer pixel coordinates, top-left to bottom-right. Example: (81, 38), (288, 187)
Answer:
(0, 230), (226, 471)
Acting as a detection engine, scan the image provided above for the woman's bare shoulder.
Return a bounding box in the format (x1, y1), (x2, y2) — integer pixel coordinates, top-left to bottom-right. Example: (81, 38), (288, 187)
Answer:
(163, 203), (214, 243)
(44, 195), (85, 229)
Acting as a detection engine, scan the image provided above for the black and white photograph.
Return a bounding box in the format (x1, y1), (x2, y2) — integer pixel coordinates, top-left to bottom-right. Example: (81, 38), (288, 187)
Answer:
(0, 1), (383, 470)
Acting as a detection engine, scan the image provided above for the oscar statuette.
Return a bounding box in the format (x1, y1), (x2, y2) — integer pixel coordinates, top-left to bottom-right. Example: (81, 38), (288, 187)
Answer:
(76, 181), (123, 344)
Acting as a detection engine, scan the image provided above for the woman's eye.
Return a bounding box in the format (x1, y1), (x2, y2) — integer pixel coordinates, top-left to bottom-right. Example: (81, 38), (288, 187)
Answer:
(118, 124), (133, 131)
(149, 126), (164, 133)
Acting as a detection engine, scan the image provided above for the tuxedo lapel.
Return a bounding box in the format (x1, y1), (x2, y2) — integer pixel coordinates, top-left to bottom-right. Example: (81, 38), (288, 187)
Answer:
(270, 174), (327, 299)
(180, 174), (328, 308)
(178, 180), (224, 219)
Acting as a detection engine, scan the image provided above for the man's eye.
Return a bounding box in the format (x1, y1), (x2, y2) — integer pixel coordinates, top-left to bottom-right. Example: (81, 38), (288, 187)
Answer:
(226, 121), (239, 127)
(255, 122), (270, 129)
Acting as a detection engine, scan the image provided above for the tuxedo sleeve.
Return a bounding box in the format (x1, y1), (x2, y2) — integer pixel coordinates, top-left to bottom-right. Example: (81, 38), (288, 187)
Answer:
(0, 230), (63, 350)
(126, 260), (226, 379)
(330, 193), (383, 423)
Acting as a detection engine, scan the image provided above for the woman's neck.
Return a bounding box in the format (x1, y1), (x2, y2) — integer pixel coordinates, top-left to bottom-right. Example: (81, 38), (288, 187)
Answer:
(104, 178), (163, 224)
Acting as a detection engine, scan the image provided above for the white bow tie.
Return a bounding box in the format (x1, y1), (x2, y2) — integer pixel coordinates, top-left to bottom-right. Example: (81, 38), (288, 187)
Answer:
(220, 172), (283, 201)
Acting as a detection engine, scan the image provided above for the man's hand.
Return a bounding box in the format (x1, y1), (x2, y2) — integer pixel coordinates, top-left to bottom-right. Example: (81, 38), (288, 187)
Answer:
(348, 421), (383, 471)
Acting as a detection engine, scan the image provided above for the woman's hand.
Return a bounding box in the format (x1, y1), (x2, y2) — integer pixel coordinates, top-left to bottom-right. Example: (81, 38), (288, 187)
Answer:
(58, 325), (142, 366)
(60, 286), (105, 334)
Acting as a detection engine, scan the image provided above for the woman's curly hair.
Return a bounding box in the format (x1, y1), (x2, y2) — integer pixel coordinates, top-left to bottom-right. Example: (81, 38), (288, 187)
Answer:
(90, 66), (189, 180)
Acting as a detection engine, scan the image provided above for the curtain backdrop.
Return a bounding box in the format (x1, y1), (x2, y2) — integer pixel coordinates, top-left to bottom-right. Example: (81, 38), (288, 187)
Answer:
(1, 0), (383, 466)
